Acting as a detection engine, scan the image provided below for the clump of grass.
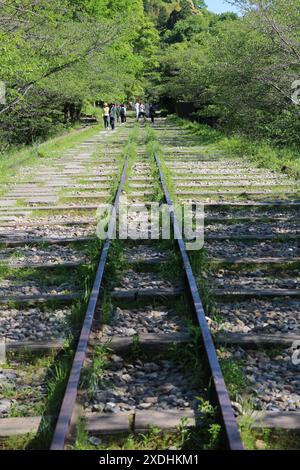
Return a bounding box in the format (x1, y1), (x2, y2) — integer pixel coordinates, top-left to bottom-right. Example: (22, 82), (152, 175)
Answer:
(0, 433), (36, 451)
(168, 325), (204, 387)
(80, 345), (109, 397)
(104, 239), (126, 288)
(219, 356), (247, 399)
(197, 277), (218, 317)
(73, 421), (188, 451)
(73, 418), (90, 450)
(130, 334), (142, 360)
(189, 248), (209, 277)
(100, 292), (113, 325)
(73, 417), (222, 451)
(173, 116), (300, 179)
(27, 353), (74, 449)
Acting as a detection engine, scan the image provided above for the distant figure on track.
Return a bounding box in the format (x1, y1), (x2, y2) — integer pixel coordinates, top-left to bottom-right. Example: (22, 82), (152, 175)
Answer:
(109, 104), (117, 130)
(139, 103), (146, 122)
(145, 103), (150, 117)
(149, 104), (156, 124)
(120, 104), (127, 123)
(135, 101), (140, 121)
(103, 102), (109, 129)
(116, 104), (121, 123)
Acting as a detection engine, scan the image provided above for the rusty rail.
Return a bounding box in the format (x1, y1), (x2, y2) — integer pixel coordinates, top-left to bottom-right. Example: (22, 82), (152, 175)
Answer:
(50, 155), (129, 450)
(154, 152), (244, 450)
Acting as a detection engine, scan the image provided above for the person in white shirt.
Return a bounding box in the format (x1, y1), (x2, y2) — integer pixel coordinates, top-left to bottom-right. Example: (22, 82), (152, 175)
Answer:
(135, 101), (140, 120)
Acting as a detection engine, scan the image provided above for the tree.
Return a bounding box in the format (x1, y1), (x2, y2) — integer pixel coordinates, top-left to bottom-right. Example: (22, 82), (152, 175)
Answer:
(155, 0), (300, 144)
(163, 12), (210, 43)
(0, 0), (150, 145)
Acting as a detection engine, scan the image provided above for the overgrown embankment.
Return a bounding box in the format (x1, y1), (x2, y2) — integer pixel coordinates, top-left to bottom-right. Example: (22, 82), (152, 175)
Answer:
(173, 117), (300, 180)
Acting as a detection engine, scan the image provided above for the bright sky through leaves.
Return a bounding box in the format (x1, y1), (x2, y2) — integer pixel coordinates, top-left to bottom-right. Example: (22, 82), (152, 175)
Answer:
(205, 0), (241, 14)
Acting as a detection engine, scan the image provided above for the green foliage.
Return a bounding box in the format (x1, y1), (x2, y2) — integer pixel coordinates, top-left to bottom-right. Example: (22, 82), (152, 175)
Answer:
(156, 1), (300, 146)
(0, 433), (37, 451)
(239, 415), (300, 450)
(0, 0), (157, 147)
(0, 123), (100, 187)
(130, 334), (142, 360)
(2, 0), (299, 155)
(80, 345), (109, 397)
(174, 117), (300, 178)
(219, 356), (247, 399)
(73, 418), (90, 451)
(145, 123), (176, 201)
(73, 404), (222, 450)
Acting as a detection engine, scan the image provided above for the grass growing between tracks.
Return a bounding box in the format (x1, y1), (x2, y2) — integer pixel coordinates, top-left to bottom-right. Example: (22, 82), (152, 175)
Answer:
(74, 340), (223, 451)
(171, 117), (300, 180)
(0, 238), (104, 295)
(145, 124), (176, 203)
(217, 347), (300, 451)
(80, 345), (110, 398)
(73, 408), (221, 451)
(0, 348), (75, 450)
(74, 342), (223, 450)
(72, 229), (224, 450)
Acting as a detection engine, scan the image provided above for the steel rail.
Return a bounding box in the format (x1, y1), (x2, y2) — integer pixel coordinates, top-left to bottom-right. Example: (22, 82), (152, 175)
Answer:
(154, 152), (244, 451)
(50, 155), (129, 450)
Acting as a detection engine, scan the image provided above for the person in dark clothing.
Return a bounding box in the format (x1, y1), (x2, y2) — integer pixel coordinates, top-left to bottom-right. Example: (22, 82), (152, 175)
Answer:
(116, 105), (121, 123)
(109, 104), (117, 130)
(149, 104), (155, 124)
(120, 104), (127, 123)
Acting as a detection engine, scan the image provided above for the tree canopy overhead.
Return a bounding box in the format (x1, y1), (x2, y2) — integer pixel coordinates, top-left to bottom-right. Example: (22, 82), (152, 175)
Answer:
(1, 0), (299, 147)
(0, 0), (157, 144)
(154, 0), (300, 145)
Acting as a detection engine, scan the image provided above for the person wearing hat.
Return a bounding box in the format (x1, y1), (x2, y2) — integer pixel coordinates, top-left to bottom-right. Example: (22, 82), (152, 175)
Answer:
(103, 102), (110, 129)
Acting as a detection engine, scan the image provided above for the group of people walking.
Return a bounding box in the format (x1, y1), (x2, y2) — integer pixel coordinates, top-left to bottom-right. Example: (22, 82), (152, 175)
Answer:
(102, 100), (156, 130)
(134, 101), (156, 123)
(102, 103), (127, 130)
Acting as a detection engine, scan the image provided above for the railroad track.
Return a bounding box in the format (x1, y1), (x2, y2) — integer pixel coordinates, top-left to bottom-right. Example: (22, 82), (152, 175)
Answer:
(48, 125), (242, 450)
(0, 119), (299, 451)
